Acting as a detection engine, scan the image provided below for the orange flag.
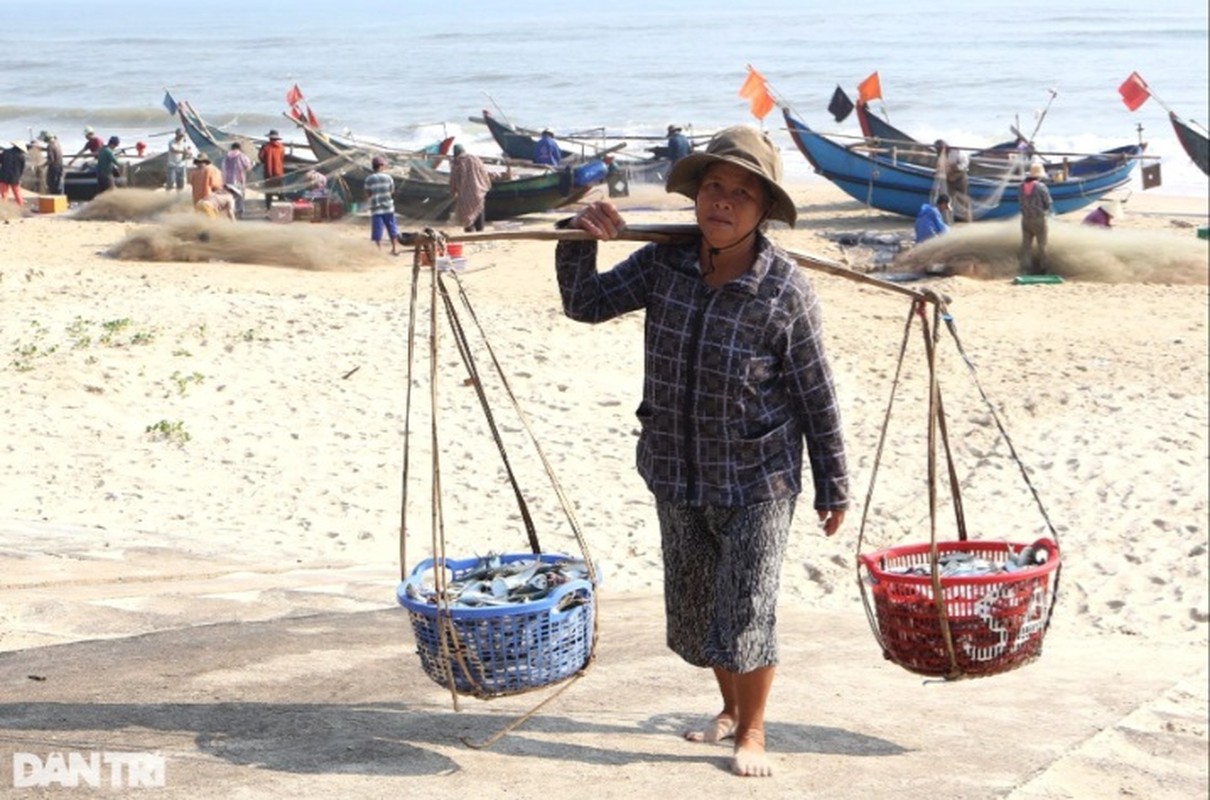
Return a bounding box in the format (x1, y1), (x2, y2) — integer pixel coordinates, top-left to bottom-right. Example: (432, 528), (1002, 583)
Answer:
(1117, 71), (1150, 111)
(738, 67), (775, 120)
(857, 72), (882, 104)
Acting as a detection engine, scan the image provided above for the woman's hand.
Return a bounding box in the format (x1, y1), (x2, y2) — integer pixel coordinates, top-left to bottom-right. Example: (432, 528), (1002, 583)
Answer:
(817, 508), (845, 537)
(571, 199), (625, 240)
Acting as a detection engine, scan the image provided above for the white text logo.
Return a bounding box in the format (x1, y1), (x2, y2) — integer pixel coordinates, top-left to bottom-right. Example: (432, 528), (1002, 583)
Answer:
(11, 751), (166, 788)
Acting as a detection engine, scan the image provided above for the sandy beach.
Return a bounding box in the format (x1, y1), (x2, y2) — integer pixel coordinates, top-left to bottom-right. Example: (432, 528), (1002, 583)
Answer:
(0, 179), (1206, 798)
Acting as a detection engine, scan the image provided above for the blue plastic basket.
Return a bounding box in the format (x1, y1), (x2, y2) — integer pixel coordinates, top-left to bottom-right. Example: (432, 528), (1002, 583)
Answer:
(396, 553), (596, 697)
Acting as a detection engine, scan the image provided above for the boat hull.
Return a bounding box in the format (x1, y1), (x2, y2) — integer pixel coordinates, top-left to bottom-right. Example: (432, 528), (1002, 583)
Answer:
(1170, 112), (1209, 176)
(783, 108), (1143, 220)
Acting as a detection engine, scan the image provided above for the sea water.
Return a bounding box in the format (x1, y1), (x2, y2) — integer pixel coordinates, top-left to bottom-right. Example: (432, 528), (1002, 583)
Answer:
(2, 0), (1206, 198)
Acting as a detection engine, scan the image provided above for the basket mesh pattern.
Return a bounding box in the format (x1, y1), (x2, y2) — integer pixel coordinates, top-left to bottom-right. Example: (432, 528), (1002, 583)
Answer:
(398, 554), (595, 696)
(865, 541), (1059, 678)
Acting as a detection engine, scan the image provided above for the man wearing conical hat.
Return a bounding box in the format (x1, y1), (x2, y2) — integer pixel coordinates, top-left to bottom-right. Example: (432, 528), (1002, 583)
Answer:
(555, 126), (848, 778)
(1019, 161), (1054, 274)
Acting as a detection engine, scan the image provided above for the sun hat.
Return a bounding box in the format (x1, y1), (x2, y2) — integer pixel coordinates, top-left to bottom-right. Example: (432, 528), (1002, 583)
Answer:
(1097, 198), (1122, 218)
(39, 130), (53, 142)
(267, 129), (282, 140)
(665, 125), (797, 226)
(667, 124), (682, 134)
(194, 152), (210, 163)
(84, 126), (95, 136)
(11, 140), (27, 153)
(1027, 161), (1046, 179)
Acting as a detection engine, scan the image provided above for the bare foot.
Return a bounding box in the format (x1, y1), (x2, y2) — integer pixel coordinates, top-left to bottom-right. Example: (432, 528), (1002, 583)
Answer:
(683, 713), (736, 743)
(731, 729), (772, 777)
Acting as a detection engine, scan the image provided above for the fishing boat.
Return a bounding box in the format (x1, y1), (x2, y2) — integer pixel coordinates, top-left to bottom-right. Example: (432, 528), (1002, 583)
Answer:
(476, 109), (579, 163)
(291, 116), (608, 222)
(177, 101), (315, 180)
(782, 107), (1145, 220)
(1169, 111), (1209, 175)
(474, 108), (709, 192)
(59, 151), (172, 202)
(288, 118), (455, 204)
(852, 100), (1025, 171)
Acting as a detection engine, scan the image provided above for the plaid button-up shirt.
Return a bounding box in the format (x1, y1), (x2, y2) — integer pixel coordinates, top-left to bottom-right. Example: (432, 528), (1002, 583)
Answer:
(555, 234), (848, 510)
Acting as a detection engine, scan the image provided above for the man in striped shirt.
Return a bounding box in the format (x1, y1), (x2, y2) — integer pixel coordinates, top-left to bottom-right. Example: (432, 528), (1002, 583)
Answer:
(363, 156), (399, 255)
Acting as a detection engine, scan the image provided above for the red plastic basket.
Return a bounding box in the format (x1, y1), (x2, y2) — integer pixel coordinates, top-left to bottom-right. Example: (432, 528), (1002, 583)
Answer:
(858, 538), (1060, 679)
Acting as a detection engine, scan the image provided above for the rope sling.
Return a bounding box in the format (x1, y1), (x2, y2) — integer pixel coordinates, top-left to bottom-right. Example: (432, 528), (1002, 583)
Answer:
(855, 289), (1062, 680)
(398, 231), (600, 748)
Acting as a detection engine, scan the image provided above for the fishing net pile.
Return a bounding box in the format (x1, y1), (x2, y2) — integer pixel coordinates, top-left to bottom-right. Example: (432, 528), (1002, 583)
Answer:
(894, 219), (1208, 284)
(106, 215), (378, 270)
(70, 188), (193, 222)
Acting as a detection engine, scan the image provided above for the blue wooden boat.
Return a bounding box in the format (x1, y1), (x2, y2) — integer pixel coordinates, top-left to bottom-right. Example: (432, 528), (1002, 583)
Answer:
(783, 107), (1144, 220)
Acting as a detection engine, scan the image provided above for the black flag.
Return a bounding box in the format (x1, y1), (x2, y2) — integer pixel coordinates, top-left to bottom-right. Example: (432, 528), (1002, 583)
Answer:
(828, 85), (855, 123)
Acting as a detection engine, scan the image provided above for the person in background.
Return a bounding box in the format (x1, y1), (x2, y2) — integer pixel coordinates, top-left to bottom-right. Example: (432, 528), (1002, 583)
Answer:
(449, 144), (492, 232)
(1082, 200), (1114, 228)
(165, 128), (192, 192)
(914, 193), (950, 243)
(221, 141), (252, 218)
(41, 131), (64, 195)
(666, 124), (692, 163)
(364, 156), (399, 255)
(555, 126), (847, 779)
(933, 139), (969, 221)
(533, 128), (562, 166)
(195, 185), (237, 221)
(0, 140), (28, 206)
(94, 136), (122, 194)
(70, 126), (103, 166)
(1019, 161), (1053, 274)
(188, 151), (222, 207)
(258, 129), (286, 209)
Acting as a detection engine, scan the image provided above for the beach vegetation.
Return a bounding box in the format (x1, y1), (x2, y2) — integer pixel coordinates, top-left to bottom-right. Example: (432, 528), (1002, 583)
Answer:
(167, 370), (205, 397)
(145, 419), (191, 446)
(10, 321), (57, 372)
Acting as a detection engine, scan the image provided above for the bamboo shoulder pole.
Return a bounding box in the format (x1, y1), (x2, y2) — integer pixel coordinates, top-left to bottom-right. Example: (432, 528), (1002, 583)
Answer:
(403, 224), (946, 304)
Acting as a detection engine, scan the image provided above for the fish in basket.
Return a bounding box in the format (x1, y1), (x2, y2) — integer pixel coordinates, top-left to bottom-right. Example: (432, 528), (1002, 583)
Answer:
(858, 538), (1059, 679)
(396, 553), (597, 697)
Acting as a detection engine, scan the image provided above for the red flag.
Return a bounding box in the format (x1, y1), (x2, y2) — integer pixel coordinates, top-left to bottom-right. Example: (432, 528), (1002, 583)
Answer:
(306, 105), (320, 128)
(1117, 72), (1150, 111)
(857, 72), (882, 104)
(290, 107), (304, 122)
(738, 67), (775, 120)
(286, 83), (304, 107)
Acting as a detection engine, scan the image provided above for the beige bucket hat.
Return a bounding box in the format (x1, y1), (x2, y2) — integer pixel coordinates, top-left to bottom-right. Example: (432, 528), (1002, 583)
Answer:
(1027, 161), (1046, 179)
(665, 125), (797, 226)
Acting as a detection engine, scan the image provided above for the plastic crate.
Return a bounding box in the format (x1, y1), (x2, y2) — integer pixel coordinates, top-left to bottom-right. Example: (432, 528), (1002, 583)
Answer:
(397, 553), (595, 697)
